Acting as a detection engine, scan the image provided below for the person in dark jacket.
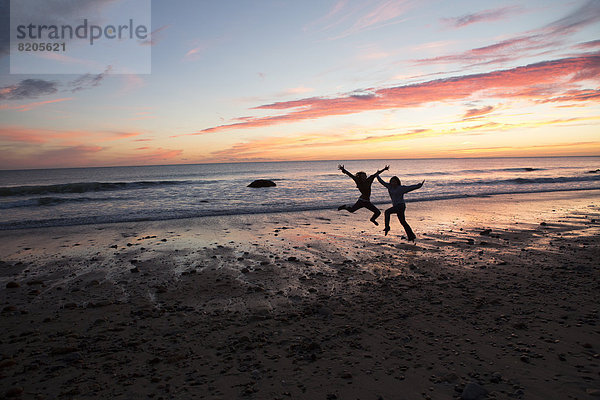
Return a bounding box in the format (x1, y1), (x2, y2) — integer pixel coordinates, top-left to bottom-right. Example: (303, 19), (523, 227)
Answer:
(338, 164), (388, 226)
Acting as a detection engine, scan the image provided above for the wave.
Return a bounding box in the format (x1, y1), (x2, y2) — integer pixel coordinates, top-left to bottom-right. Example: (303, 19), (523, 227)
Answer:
(0, 180), (216, 197)
(0, 196), (129, 209)
(455, 174), (600, 186)
(2, 186), (599, 230)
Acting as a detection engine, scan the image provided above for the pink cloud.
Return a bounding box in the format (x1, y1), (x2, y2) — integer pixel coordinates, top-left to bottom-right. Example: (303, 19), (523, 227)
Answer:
(139, 25), (169, 46)
(463, 105), (495, 119)
(194, 54), (600, 134)
(422, 1), (600, 67)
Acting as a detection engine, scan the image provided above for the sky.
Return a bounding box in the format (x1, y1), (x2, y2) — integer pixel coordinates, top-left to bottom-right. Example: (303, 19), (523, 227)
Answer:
(0, 0), (599, 169)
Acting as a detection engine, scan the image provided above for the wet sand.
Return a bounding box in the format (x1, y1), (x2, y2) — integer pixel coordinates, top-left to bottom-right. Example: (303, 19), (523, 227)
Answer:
(1, 190), (599, 399)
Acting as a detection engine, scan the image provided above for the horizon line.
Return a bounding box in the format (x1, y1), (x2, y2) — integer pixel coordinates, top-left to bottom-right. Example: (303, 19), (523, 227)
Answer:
(1, 154), (599, 172)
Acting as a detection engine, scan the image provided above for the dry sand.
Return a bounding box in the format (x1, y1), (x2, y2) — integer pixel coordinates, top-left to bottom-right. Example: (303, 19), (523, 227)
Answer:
(1, 190), (599, 400)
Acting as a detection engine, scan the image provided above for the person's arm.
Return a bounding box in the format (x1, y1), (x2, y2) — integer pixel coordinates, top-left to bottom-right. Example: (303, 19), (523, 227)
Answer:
(404, 180), (424, 193)
(338, 164), (355, 180)
(376, 175), (390, 188)
(369, 165), (389, 180)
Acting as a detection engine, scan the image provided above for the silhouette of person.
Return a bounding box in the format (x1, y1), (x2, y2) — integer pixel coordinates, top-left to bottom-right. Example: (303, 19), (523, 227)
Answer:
(338, 164), (389, 226)
(377, 174), (424, 241)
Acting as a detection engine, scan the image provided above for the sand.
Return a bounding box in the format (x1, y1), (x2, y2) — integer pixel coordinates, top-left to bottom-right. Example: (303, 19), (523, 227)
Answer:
(0, 190), (599, 400)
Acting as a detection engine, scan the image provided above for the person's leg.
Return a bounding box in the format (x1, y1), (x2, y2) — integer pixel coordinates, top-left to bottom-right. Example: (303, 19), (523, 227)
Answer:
(364, 201), (381, 225)
(384, 207), (395, 235)
(344, 199), (365, 213)
(397, 203), (416, 240)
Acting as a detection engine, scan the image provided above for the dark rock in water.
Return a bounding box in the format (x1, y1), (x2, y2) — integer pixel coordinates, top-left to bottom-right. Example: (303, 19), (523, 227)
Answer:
(5, 282), (19, 289)
(461, 382), (488, 400)
(248, 179), (276, 188)
(479, 229), (492, 236)
(587, 169), (600, 173)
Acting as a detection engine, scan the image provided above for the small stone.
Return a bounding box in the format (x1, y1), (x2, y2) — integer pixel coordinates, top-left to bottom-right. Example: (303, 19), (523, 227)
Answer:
(340, 372), (352, 379)
(520, 355), (529, 363)
(461, 382), (488, 400)
(5, 282), (19, 289)
(490, 372), (502, 383)
(130, 267), (139, 273)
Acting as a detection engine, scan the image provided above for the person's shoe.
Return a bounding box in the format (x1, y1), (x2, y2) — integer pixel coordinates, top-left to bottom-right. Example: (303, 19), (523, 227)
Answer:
(370, 217), (379, 226)
(407, 234), (416, 242)
(384, 227), (390, 236)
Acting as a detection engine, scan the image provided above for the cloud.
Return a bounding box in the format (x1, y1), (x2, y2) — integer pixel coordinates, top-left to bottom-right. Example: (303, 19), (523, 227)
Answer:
(576, 39), (600, 49)
(206, 115), (600, 162)
(541, 0), (600, 36)
(278, 86), (315, 97)
(0, 126), (143, 143)
(306, 0), (414, 39)
(1, 69), (110, 102)
(463, 105), (494, 119)
(0, 79), (58, 100)
(0, 97), (73, 112)
(126, 147), (183, 163)
(139, 25), (169, 46)
(193, 54), (600, 134)
(0, 144), (106, 169)
(420, 1), (600, 67)
(537, 89), (600, 103)
(70, 66), (112, 92)
(443, 6), (521, 28)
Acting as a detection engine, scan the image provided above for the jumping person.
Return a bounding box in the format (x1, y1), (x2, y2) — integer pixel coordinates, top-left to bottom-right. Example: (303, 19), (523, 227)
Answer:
(338, 164), (389, 226)
(377, 174), (424, 241)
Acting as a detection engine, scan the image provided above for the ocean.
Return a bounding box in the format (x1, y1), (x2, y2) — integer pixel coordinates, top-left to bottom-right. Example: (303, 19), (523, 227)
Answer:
(1, 157), (599, 230)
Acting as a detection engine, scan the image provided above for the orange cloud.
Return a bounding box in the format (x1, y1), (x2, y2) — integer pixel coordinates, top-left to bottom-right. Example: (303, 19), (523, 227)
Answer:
(195, 54), (600, 134)
(0, 97), (73, 112)
(0, 126), (144, 144)
(206, 115), (600, 161)
(0, 145), (105, 169)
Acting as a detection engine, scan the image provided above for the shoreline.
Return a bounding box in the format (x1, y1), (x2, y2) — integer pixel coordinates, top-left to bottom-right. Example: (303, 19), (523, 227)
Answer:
(1, 190), (599, 399)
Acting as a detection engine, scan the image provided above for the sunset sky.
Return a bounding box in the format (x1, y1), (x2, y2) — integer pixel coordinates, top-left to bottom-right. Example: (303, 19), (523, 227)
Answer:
(0, 0), (599, 169)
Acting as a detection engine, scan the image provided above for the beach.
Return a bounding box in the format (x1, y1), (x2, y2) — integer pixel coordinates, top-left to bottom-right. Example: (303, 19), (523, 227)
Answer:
(0, 190), (599, 399)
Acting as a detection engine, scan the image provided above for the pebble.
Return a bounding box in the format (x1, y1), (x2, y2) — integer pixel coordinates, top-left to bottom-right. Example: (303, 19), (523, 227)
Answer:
(5, 281), (20, 289)
(461, 382), (488, 400)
